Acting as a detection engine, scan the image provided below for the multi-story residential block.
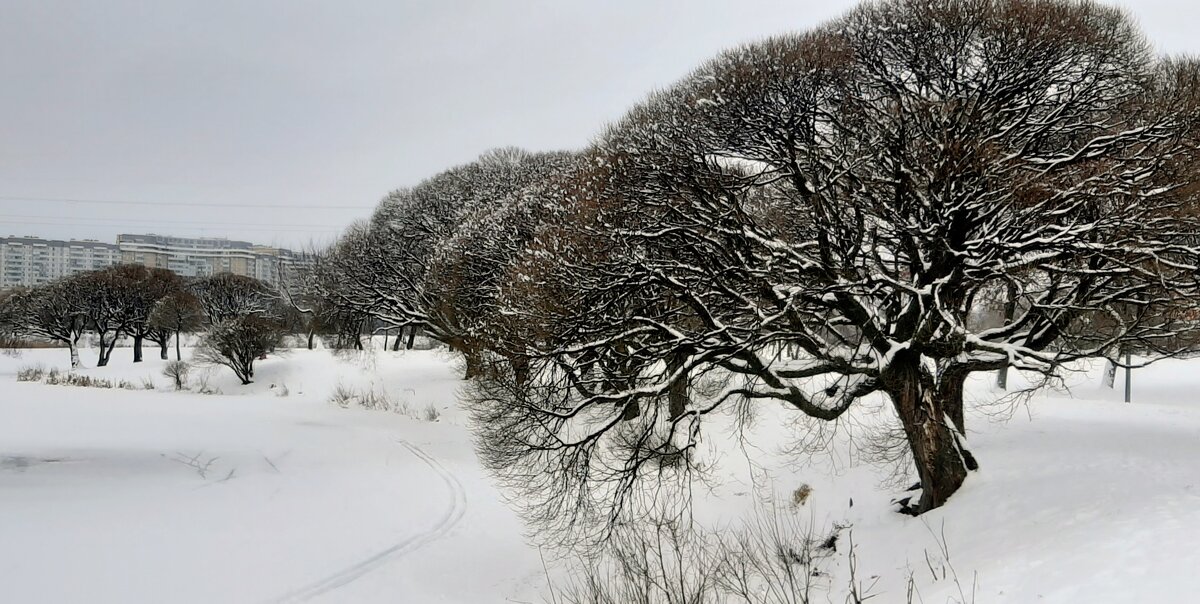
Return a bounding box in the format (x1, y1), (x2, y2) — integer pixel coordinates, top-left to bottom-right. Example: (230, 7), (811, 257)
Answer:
(117, 234), (308, 287)
(0, 234), (309, 290)
(0, 237), (121, 289)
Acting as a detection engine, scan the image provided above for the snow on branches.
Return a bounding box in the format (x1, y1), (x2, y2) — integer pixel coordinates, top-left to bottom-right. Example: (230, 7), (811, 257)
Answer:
(312, 0), (1200, 531)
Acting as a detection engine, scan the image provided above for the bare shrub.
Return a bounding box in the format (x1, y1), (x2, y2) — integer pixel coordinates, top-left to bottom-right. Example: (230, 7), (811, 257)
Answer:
(140, 376), (156, 390)
(45, 372), (115, 389)
(422, 404), (441, 422)
(329, 383), (355, 408)
(162, 361), (190, 391)
(715, 509), (850, 604)
(394, 396), (413, 418)
(550, 507), (871, 604)
(553, 519), (720, 604)
(193, 370), (220, 395)
(360, 388), (392, 411)
(327, 383), (407, 412)
(16, 364), (45, 382)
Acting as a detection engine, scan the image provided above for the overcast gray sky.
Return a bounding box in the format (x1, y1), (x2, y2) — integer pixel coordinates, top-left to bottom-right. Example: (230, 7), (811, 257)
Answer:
(2, 0), (1196, 249)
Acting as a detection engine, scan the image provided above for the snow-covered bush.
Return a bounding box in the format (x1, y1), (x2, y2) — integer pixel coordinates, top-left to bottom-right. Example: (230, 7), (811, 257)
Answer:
(195, 316), (286, 385)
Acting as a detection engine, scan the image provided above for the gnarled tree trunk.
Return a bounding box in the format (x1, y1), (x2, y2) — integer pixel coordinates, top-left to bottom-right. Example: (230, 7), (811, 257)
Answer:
(133, 335), (144, 363)
(885, 350), (973, 514)
(97, 332), (118, 367)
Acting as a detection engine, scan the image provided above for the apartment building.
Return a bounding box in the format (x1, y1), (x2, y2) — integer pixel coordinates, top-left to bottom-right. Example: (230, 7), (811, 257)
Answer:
(117, 234), (308, 287)
(0, 234), (308, 290)
(0, 237), (121, 290)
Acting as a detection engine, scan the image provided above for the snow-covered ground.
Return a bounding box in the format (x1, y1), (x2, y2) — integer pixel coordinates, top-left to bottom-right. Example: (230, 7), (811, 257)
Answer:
(1, 345), (1199, 603)
(0, 346), (543, 603)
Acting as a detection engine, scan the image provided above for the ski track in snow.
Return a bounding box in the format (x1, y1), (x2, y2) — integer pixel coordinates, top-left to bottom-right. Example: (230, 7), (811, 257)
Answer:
(271, 440), (467, 603)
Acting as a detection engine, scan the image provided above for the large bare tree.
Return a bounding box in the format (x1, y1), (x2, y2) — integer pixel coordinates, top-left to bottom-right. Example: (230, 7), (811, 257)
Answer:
(313, 148), (578, 369)
(471, 0), (1200, 531)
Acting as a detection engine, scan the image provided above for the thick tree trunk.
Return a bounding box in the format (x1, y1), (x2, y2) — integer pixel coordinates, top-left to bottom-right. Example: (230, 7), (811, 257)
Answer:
(97, 333), (114, 367)
(463, 350), (482, 379)
(174, 330), (182, 361)
(97, 333), (107, 366)
(406, 326), (417, 350)
(382, 330), (389, 351)
(133, 335), (144, 363)
(667, 354), (689, 421)
(886, 351), (972, 515)
(69, 341), (80, 369)
(937, 368), (978, 471)
(938, 366), (969, 435)
(307, 329), (315, 350)
(943, 379), (965, 435)
(104, 338), (118, 366)
(392, 328), (403, 351)
(159, 339), (169, 360)
(509, 354), (530, 386)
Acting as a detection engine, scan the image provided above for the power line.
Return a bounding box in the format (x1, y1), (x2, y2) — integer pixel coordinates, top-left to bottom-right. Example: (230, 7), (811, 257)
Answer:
(1, 220), (342, 234)
(0, 213), (345, 230)
(0, 195), (374, 210)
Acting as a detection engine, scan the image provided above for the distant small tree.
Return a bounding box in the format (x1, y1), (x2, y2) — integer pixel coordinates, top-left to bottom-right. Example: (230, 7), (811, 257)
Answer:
(72, 267), (137, 367)
(149, 291), (205, 360)
(112, 265), (182, 363)
(195, 316), (285, 385)
(162, 360), (190, 391)
(189, 273), (277, 325)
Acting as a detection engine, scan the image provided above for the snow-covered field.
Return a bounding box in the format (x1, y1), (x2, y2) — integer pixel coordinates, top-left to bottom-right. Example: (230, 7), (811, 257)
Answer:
(2, 345), (1199, 603)
(0, 347), (543, 603)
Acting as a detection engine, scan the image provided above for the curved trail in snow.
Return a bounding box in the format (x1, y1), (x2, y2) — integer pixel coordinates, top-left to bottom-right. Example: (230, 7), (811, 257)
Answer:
(273, 440), (467, 602)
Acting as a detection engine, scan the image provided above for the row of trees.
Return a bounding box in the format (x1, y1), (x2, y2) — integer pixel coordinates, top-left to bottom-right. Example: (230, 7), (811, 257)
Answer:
(0, 268), (284, 384)
(308, 0), (1200, 532)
